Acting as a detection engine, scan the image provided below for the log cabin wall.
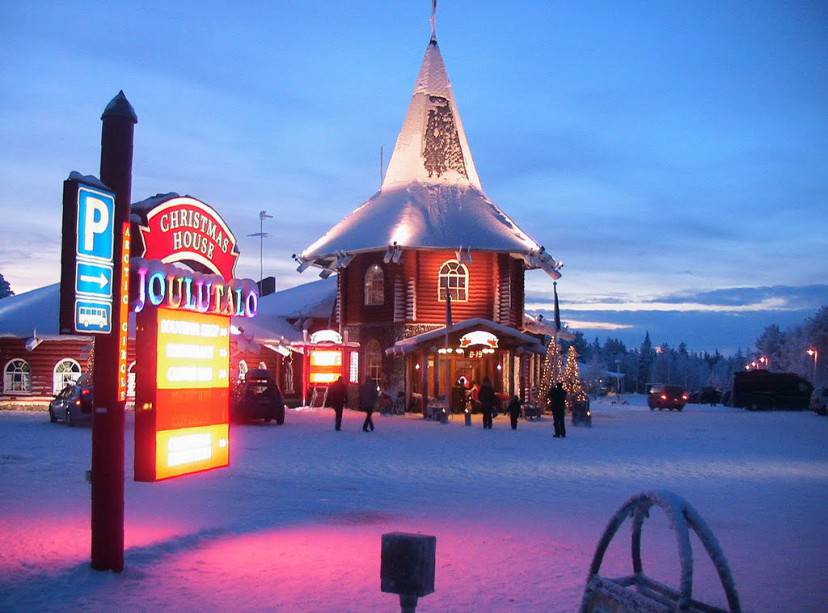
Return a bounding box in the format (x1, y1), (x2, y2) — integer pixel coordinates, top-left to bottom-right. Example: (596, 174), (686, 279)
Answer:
(0, 338), (93, 397)
(342, 253), (397, 325)
(414, 250), (496, 324)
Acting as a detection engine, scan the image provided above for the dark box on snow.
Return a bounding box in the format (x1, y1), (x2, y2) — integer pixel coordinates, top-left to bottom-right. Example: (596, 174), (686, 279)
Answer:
(381, 532), (436, 596)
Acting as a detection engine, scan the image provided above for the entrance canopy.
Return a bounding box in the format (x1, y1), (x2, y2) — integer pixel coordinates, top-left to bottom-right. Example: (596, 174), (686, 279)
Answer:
(386, 318), (544, 356)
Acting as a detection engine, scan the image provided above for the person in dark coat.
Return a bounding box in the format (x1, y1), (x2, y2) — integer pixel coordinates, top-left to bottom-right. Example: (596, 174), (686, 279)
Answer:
(507, 395), (521, 430)
(549, 382), (567, 438)
(359, 377), (378, 432)
(479, 377), (496, 429)
(328, 376), (347, 431)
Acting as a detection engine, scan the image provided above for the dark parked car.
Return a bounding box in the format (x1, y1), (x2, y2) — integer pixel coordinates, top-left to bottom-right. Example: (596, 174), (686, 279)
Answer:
(49, 376), (93, 425)
(732, 370), (813, 411)
(232, 369), (285, 424)
(647, 384), (688, 411)
(810, 387), (827, 416)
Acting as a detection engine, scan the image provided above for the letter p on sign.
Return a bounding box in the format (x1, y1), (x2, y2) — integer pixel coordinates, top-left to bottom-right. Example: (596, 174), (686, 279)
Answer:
(77, 187), (115, 263)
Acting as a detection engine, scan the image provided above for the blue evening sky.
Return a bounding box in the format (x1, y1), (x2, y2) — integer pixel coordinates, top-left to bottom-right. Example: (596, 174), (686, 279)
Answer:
(1, 1), (826, 352)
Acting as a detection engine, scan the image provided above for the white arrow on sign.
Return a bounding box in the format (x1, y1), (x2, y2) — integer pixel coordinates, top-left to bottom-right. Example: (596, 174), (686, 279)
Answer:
(80, 272), (109, 289)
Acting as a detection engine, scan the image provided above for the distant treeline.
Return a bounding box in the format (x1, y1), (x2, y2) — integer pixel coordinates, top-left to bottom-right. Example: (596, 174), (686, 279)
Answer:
(565, 306), (827, 392)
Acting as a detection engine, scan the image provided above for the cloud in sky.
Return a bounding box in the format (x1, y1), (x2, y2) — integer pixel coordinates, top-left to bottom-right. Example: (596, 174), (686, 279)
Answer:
(0, 1), (825, 352)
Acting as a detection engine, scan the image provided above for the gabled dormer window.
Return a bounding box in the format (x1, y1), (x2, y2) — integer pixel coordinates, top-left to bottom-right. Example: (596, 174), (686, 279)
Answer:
(364, 264), (385, 306)
(438, 260), (468, 302)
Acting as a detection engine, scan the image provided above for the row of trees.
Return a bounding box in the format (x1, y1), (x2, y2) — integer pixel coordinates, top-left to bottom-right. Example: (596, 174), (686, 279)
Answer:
(755, 306), (827, 384)
(559, 306), (827, 393)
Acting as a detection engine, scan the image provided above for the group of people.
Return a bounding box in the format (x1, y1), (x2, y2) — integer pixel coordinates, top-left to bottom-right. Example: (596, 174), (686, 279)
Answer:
(326, 376), (378, 432)
(325, 375), (569, 437)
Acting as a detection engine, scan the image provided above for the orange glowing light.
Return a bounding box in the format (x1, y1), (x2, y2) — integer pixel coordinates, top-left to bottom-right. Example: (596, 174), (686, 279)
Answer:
(155, 423), (229, 480)
(310, 350), (342, 367)
(156, 309), (230, 389)
(310, 372), (340, 384)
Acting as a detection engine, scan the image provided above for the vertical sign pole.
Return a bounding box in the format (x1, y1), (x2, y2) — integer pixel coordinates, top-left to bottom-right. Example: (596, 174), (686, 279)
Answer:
(91, 91), (137, 572)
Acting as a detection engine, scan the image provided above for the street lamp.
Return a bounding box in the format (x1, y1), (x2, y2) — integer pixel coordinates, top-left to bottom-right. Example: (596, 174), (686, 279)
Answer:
(806, 348), (818, 384)
(247, 210), (273, 283)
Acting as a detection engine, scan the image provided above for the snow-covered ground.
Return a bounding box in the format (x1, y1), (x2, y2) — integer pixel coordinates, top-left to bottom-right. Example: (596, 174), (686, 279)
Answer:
(1, 396), (827, 612)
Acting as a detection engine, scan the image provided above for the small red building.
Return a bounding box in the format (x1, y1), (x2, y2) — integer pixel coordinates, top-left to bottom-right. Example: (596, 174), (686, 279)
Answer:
(296, 30), (563, 409)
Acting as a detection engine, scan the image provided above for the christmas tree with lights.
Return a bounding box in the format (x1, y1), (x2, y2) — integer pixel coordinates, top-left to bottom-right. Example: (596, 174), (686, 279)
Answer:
(562, 345), (588, 410)
(538, 334), (563, 408)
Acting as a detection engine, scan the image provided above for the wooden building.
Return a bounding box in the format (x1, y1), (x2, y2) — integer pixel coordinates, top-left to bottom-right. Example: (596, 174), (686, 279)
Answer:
(296, 28), (563, 409)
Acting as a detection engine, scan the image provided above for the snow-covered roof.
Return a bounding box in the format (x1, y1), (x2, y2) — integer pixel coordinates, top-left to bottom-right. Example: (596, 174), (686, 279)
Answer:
(255, 277), (337, 321)
(0, 284), (64, 338)
(299, 36), (561, 279)
(387, 318), (545, 355)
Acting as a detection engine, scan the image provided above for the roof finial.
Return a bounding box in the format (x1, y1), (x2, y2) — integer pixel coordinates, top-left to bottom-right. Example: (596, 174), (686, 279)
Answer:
(430, 0), (438, 43)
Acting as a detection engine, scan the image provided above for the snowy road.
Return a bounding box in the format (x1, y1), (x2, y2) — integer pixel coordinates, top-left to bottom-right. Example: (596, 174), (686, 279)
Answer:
(1, 398), (827, 612)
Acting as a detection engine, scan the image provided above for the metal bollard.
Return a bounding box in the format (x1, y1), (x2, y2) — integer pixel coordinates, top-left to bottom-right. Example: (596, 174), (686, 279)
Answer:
(440, 408), (449, 424)
(381, 532), (436, 612)
(464, 409), (472, 426)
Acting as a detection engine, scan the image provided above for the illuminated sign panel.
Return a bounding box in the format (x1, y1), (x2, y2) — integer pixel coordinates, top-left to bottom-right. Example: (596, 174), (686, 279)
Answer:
(309, 349), (343, 384)
(459, 331), (499, 349)
(156, 309), (229, 389)
(117, 223), (131, 401)
(135, 307), (232, 481)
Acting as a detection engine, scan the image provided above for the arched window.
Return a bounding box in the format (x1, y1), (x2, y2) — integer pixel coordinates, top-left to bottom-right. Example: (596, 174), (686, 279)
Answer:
(53, 359), (82, 394)
(364, 264), (385, 306)
(3, 359), (31, 393)
(438, 260), (469, 302)
(258, 361), (267, 370)
(238, 360), (248, 382)
(365, 340), (383, 386)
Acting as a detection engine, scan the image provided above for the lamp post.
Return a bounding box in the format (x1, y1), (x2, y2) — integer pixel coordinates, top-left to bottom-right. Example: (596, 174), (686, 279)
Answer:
(247, 210), (273, 283)
(807, 348), (818, 384)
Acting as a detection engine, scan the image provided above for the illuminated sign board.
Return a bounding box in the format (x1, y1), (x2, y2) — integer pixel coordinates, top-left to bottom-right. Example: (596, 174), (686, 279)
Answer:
(309, 349), (343, 384)
(117, 222), (131, 401)
(137, 196), (240, 280)
(131, 259), (258, 318)
(459, 331), (499, 349)
(135, 307), (232, 481)
(310, 329), (343, 345)
(59, 179), (117, 334)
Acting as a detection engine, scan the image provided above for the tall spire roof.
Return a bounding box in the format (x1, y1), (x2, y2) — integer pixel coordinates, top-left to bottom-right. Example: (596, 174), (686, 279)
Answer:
(298, 19), (562, 280)
(381, 38), (482, 190)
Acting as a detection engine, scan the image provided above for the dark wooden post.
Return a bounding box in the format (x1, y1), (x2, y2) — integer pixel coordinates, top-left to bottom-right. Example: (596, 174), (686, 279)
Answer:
(91, 90), (136, 572)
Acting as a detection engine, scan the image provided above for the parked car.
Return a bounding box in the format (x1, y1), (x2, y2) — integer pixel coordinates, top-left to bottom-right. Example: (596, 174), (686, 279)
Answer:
(732, 370), (813, 411)
(647, 384), (688, 411)
(231, 369), (285, 424)
(811, 387), (828, 416)
(49, 376), (93, 425)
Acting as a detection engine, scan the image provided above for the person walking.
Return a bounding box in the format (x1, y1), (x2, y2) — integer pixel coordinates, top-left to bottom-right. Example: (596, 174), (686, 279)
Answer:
(507, 395), (521, 430)
(328, 376), (347, 431)
(549, 382), (567, 438)
(360, 377), (378, 432)
(479, 377), (496, 429)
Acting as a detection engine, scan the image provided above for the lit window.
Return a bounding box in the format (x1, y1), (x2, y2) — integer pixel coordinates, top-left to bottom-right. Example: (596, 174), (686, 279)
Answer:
(365, 340), (383, 386)
(438, 260), (468, 302)
(53, 358), (82, 394)
(364, 264), (384, 306)
(3, 359), (31, 393)
(238, 360), (248, 382)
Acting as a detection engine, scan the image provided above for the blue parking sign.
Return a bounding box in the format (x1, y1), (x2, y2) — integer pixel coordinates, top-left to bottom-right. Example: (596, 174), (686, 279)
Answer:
(76, 186), (115, 263)
(75, 299), (112, 334)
